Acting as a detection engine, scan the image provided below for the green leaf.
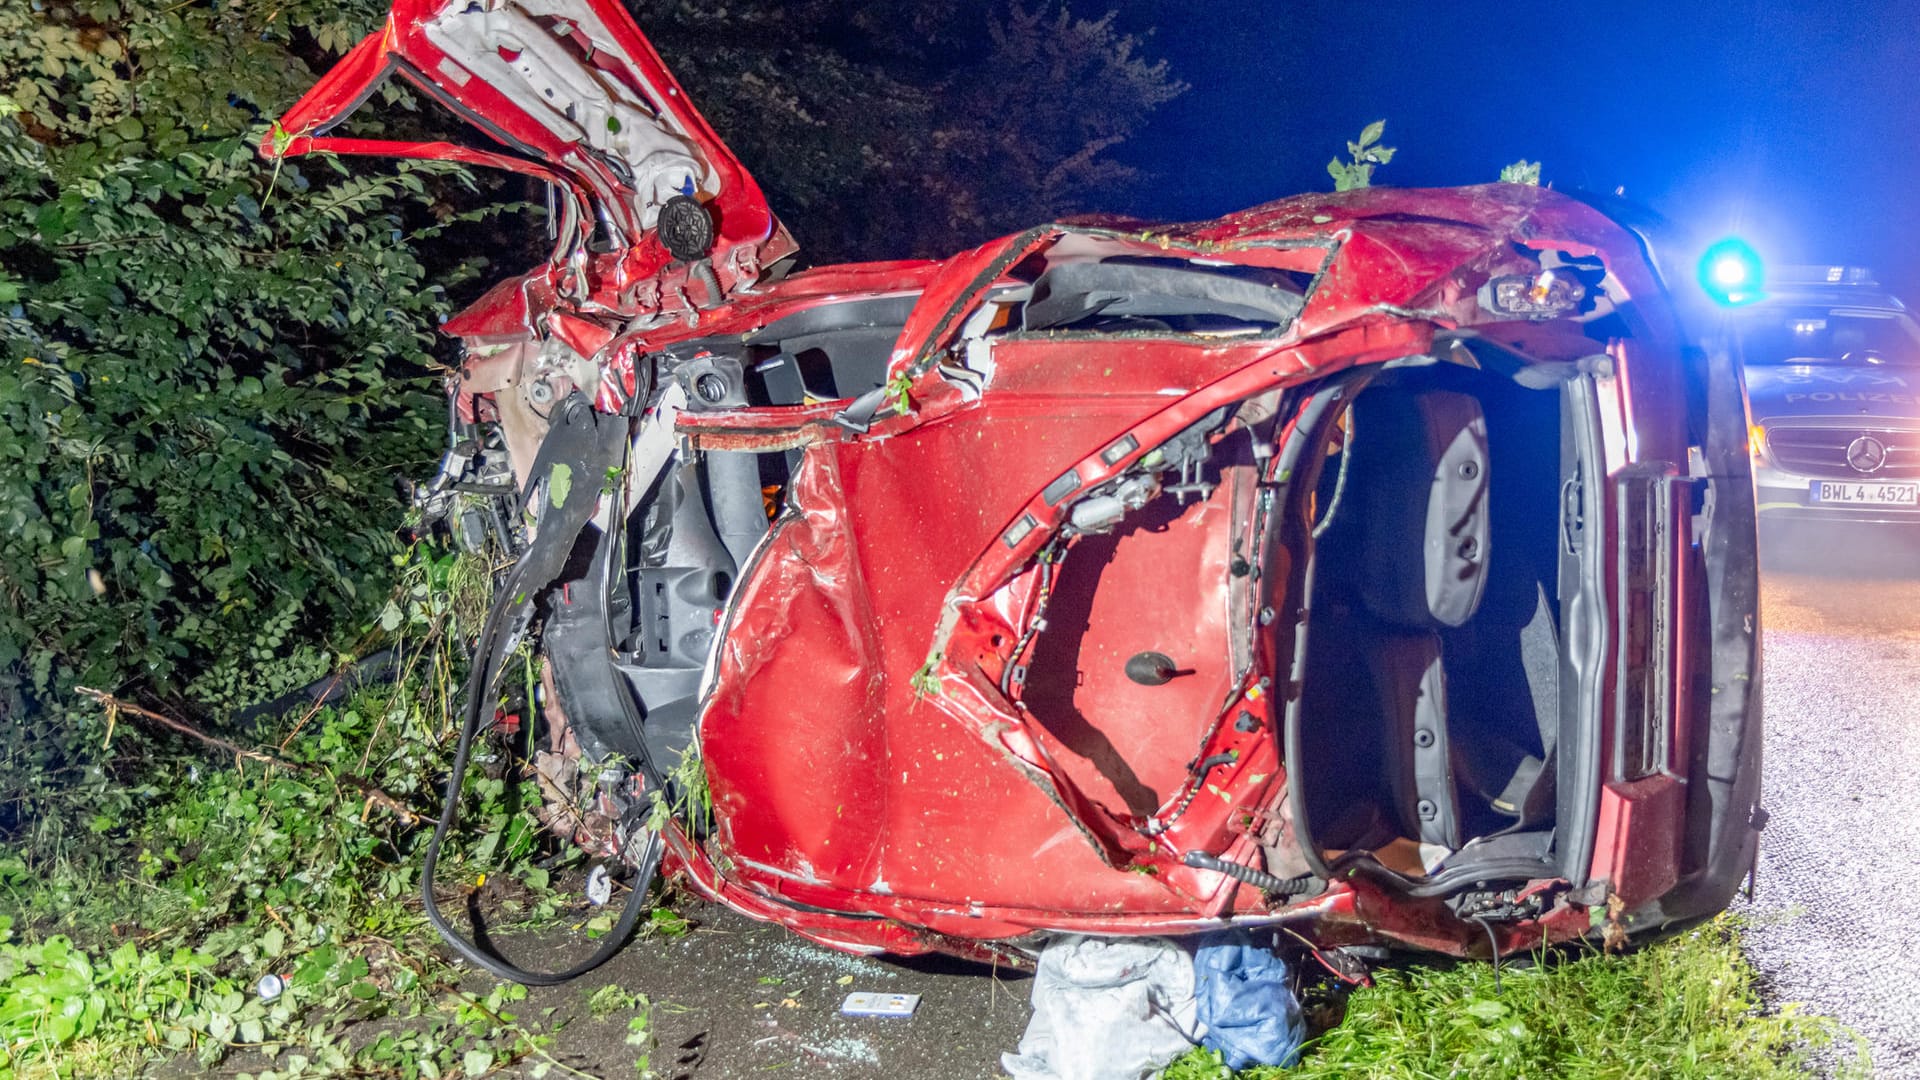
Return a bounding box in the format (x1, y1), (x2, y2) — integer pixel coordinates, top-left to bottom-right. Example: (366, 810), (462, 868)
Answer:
(50, 1012), (79, 1043)
(463, 1047), (494, 1077)
(547, 462), (573, 509)
(1499, 159), (1543, 186)
(208, 1011), (237, 1042)
(1463, 998), (1509, 1022)
(884, 372), (914, 414)
(1328, 122), (1394, 191)
(35, 202), (69, 242)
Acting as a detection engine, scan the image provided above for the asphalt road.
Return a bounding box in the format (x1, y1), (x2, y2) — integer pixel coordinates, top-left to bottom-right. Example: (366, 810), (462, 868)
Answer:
(1736, 546), (1920, 1079)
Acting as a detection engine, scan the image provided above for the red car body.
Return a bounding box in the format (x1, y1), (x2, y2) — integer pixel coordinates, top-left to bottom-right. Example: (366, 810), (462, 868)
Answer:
(266, 0), (1765, 968)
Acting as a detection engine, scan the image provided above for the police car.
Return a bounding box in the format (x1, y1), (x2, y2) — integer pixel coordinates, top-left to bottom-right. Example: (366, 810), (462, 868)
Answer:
(1734, 266), (1920, 523)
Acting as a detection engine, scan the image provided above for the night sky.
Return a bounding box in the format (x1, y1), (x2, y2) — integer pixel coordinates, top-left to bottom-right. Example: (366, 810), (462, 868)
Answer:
(1113, 0), (1920, 295)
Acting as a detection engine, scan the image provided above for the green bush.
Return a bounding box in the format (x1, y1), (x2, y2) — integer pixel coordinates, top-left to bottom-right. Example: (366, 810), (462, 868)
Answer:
(0, 543), (581, 1078)
(0, 0), (481, 713)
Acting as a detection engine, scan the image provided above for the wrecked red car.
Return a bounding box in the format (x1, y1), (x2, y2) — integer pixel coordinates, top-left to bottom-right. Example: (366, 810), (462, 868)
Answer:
(263, 0), (1765, 979)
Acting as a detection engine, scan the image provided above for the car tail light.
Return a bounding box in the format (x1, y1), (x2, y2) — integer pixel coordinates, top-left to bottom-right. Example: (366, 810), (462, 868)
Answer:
(1478, 268), (1587, 320)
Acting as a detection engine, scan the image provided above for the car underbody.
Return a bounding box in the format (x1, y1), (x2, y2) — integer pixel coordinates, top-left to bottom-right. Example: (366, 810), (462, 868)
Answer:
(264, 0), (1766, 977)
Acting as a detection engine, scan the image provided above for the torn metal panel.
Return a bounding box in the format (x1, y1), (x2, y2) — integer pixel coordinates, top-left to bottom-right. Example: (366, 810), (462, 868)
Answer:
(264, 0), (796, 321)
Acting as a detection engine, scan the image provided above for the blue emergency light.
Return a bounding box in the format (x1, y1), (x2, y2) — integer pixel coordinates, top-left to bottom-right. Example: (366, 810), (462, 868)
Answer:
(1698, 238), (1765, 307)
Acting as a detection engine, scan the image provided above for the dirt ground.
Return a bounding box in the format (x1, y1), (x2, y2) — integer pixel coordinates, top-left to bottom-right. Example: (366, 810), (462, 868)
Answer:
(484, 899), (1032, 1079)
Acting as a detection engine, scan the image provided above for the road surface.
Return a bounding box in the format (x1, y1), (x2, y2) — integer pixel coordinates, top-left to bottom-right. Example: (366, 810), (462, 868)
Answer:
(1737, 557), (1920, 1079)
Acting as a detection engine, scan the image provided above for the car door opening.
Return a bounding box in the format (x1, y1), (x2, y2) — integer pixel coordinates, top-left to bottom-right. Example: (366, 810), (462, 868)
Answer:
(1287, 360), (1577, 886)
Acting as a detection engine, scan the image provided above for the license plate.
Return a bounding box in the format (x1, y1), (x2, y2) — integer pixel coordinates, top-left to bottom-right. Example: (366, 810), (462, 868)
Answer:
(1809, 480), (1919, 506)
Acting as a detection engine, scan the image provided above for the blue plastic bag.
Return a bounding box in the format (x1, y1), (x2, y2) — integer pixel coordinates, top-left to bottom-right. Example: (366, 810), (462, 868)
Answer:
(1191, 933), (1306, 1070)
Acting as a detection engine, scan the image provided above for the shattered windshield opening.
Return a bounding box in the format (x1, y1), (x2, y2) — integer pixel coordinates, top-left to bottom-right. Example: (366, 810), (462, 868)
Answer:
(1009, 255), (1311, 337)
(1735, 306), (1920, 366)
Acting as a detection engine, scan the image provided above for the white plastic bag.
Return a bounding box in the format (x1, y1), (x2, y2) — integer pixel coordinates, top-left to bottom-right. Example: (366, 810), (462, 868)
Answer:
(1002, 935), (1198, 1080)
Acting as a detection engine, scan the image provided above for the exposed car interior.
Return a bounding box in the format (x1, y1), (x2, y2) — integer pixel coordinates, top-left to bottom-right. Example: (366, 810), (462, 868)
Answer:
(1292, 361), (1570, 882)
(745, 293), (920, 403)
(565, 293), (924, 769)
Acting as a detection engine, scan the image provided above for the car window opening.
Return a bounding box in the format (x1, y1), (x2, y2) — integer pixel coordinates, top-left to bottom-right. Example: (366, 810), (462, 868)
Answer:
(1018, 256), (1310, 336)
(1736, 306), (1920, 366)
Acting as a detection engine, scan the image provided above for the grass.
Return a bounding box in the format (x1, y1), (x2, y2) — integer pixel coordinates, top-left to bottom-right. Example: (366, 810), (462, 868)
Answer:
(1165, 918), (1868, 1080)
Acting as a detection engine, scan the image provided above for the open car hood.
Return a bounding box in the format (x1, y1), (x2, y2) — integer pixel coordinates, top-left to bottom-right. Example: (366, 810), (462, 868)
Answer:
(264, 0), (796, 311)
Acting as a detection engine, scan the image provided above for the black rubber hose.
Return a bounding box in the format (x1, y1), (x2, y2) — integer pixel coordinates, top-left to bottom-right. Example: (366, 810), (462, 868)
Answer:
(1182, 850), (1318, 897)
(419, 667), (658, 985)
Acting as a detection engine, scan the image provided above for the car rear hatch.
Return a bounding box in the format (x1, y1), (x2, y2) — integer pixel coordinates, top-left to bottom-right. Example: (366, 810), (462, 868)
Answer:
(263, 0), (795, 303)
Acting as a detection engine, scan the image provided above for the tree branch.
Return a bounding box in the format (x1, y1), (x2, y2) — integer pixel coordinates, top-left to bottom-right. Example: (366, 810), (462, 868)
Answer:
(74, 686), (421, 825)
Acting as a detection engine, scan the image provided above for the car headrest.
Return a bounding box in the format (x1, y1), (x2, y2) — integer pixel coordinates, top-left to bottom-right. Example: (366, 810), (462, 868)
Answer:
(1347, 385), (1492, 630)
